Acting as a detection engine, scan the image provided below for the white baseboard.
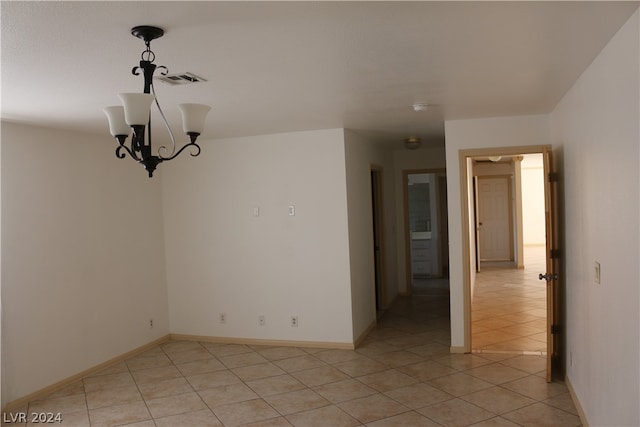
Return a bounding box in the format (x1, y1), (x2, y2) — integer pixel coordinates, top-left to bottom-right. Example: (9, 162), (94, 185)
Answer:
(565, 375), (589, 427)
(2, 335), (171, 413)
(170, 333), (356, 350)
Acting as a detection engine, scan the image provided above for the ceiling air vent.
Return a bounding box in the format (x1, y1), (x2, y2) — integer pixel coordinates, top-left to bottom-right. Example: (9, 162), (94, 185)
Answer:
(156, 72), (207, 85)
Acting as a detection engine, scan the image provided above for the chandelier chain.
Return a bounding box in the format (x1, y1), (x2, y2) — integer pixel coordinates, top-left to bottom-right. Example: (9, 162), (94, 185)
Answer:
(141, 41), (155, 63)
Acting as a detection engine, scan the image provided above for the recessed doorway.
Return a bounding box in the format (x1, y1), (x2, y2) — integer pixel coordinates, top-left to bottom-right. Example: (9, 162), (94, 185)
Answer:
(403, 169), (449, 297)
(459, 146), (561, 381)
(472, 154), (548, 354)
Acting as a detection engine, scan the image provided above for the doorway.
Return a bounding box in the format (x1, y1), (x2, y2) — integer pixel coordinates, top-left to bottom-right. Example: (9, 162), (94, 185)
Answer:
(403, 169), (449, 296)
(459, 146), (561, 381)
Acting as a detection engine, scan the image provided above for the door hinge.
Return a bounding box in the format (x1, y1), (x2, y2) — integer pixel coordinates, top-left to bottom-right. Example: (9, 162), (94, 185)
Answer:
(551, 324), (561, 335)
(550, 249), (561, 259)
(548, 172), (559, 183)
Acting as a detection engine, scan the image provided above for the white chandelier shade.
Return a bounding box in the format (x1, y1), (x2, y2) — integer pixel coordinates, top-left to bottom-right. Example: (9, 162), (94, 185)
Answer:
(104, 100), (211, 137)
(178, 103), (211, 135)
(103, 106), (130, 137)
(118, 93), (156, 126)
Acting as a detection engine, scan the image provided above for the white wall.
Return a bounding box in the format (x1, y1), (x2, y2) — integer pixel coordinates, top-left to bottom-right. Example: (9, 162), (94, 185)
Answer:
(444, 115), (551, 348)
(550, 10), (639, 426)
(162, 129), (355, 344)
(0, 120), (3, 410)
(343, 130), (397, 340)
(1, 122), (170, 408)
(521, 154), (545, 245)
(393, 146), (447, 294)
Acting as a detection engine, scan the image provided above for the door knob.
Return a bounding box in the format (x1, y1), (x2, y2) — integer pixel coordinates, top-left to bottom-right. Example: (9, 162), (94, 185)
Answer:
(539, 273), (558, 281)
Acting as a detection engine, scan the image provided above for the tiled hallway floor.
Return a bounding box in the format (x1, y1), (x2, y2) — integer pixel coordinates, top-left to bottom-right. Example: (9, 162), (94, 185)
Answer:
(4, 279), (580, 426)
(472, 245), (548, 354)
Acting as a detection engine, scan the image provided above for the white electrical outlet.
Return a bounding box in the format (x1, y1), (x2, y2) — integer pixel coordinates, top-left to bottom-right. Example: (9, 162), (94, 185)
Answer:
(288, 205), (295, 216)
(291, 316), (299, 327)
(259, 315), (266, 326)
(220, 313), (227, 324)
(149, 319), (154, 329)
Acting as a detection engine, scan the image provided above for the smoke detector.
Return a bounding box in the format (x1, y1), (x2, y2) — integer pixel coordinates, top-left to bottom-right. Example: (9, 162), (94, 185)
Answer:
(157, 72), (207, 85)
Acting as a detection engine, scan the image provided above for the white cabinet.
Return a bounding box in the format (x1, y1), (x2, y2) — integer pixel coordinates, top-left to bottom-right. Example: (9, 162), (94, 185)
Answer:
(411, 235), (436, 278)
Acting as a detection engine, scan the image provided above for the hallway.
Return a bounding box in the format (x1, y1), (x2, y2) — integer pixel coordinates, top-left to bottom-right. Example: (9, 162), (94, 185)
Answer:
(4, 272), (581, 426)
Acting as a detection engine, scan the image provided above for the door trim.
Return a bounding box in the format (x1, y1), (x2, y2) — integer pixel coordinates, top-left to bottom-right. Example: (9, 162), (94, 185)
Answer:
(459, 145), (552, 355)
(370, 165), (386, 310)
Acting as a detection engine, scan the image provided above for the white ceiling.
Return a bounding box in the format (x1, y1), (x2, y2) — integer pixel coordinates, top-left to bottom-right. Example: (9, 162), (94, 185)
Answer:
(2, 1), (638, 149)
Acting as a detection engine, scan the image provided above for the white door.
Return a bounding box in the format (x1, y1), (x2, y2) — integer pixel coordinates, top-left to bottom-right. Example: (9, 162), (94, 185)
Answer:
(477, 177), (512, 261)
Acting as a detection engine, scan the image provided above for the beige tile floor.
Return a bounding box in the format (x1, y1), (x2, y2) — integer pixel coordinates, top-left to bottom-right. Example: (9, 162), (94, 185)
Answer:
(4, 272), (581, 427)
(472, 245), (548, 354)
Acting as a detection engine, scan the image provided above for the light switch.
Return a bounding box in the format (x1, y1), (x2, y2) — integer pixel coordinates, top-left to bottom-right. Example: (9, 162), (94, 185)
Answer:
(253, 207), (260, 217)
(594, 261), (601, 284)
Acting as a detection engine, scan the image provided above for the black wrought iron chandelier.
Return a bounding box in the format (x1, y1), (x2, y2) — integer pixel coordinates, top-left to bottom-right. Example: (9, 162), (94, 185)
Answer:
(104, 26), (210, 177)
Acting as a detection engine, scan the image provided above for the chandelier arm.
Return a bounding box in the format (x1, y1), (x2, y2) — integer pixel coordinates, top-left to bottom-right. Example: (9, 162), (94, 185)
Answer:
(159, 139), (201, 161)
(115, 142), (141, 161)
(151, 81), (178, 158)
